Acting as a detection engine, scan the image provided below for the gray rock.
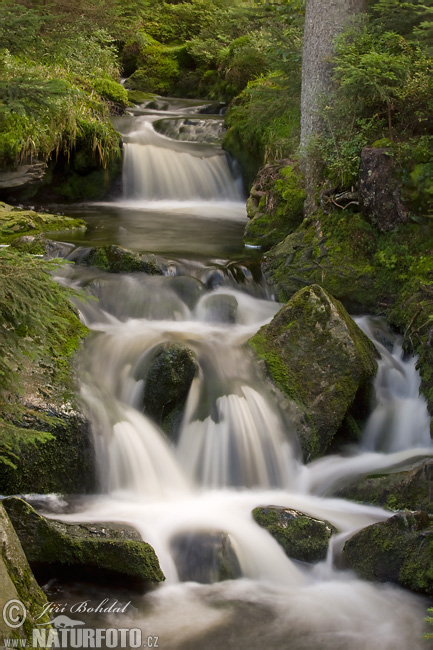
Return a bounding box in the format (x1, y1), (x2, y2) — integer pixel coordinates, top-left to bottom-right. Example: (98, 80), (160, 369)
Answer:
(170, 530), (242, 583)
(3, 498), (165, 588)
(0, 163), (47, 190)
(141, 343), (198, 438)
(343, 510), (433, 596)
(0, 504), (51, 644)
(359, 147), (410, 232)
(249, 285), (377, 460)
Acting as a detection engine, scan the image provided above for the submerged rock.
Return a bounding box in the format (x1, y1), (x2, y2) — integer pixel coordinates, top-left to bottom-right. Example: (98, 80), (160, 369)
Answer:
(141, 343), (198, 438)
(343, 510), (433, 596)
(0, 504), (51, 644)
(359, 147), (410, 232)
(252, 506), (336, 563)
(249, 285), (377, 460)
(336, 459), (433, 514)
(170, 530), (241, 583)
(77, 245), (165, 275)
(3, 498), (165, 588)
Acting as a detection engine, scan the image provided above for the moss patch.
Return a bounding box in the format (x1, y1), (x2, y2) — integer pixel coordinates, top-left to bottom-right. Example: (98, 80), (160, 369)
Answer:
(252, 506), (336, 563)
(3, 498), (165, 586)
(244, 162), (305, 250)
(249, 285), (377, 460)
(0, 202), (85, 244)
(343, 510), (433, 596)
(0, 504), (51, 644)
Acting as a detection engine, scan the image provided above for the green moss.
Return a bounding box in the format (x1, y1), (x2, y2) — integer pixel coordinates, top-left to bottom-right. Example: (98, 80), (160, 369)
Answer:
(249, 285), (377, 460)
(252, 506), (336, 563)
(3, 499), (165, 584)
(0, 202), (85, 244)
(127, 90), (154, 105)
(0, 504), (51, 644)
(244, 163), (306, 250)
(81, 245), (164, 274)
(92, 78), (128, 107)
(343, 510), (433, 595)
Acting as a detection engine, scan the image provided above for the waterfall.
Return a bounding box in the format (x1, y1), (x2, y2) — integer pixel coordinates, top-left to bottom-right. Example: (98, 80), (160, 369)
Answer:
(121, 120), (242, 201)
(47, 98), (431, 650)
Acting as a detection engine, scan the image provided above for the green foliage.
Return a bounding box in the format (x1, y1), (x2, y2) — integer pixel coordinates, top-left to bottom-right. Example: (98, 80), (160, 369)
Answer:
(0, 247), (88, 468)
(312, 19), (433, 191)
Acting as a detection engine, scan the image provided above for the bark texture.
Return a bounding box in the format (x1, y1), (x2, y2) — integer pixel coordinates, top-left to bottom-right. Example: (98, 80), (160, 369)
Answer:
(300, 0), (367, 213)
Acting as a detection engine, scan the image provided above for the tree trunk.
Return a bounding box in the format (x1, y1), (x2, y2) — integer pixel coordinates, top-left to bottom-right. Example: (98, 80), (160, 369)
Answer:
(300, 0), (367, 214)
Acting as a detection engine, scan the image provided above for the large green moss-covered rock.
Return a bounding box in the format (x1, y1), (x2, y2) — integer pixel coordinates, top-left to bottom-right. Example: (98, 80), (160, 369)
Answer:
(0, 504), (51, 645)
(252, 506), (336, 563)
(336, 459), (433, 514)
(3, 498), (165, 588)
(0, 409), (96, 495)
(343, 510), (433, 596)
(140, 343), (198, 439)
(79, 245), (164, 275)
(249, 284), (377, 460)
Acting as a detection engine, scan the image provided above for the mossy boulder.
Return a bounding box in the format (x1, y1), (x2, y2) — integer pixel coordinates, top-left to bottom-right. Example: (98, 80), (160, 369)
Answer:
(336, 459), (433, 514)
(140, 343), (198, 439)
(343, 510), (433, 596)
(78, 245), (164, 274)
(0, 504), (51, 645)
(3, 498), (165, 588)
(252, 506), (337, 563)
(249, 285), (377, 460)
(0, 202), (85, 244)
(0, 409), (96, 495)
(170, 530), (241, 583)
(244, 162), (305, 250)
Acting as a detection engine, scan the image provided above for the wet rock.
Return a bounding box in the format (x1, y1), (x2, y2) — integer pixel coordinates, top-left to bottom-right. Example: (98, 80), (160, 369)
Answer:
(249, 285), (377, 460)
(336, 459), (433, 514)
(166, 275), (205, 310)
(200, 293), (238, 323)
(0, 163), (47, 191)
(3, 498), (165, 588)
(0, 408), (96, 496)
(0, 504), (51, 644)
(343, 510), (433, 596)
(77, 245), (165, 274)
(252, 506), (336, 563)
(141, 343), (198, 438)
(170, 530), (241, 583)
(359, 147), (410, 232)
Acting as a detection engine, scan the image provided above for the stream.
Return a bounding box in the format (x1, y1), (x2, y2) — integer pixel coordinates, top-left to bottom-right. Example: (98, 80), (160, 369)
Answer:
(38, 98), (433, 649)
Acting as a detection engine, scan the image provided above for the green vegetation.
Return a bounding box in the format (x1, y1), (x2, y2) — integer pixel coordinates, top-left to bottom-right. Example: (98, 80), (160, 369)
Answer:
(0, 204), (88, 473)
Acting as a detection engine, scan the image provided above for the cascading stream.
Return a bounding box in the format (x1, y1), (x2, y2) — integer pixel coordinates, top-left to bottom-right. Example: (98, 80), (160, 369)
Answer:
(49, 98), (432, 649)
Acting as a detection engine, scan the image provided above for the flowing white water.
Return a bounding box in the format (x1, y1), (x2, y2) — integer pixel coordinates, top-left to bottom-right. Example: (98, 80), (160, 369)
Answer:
(122, 119), (242, 201)
(49, 99), (432, 648)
